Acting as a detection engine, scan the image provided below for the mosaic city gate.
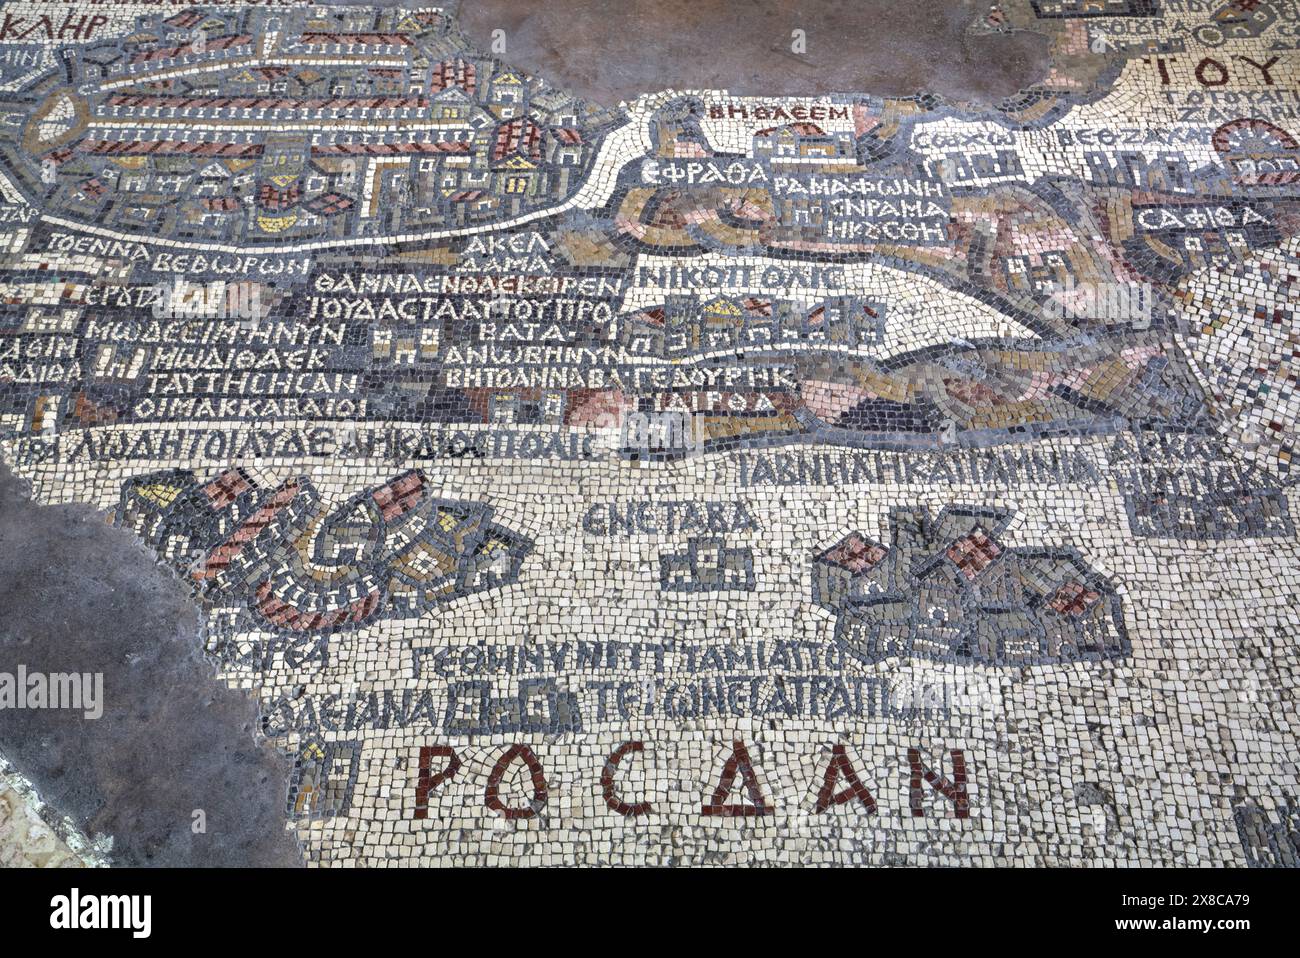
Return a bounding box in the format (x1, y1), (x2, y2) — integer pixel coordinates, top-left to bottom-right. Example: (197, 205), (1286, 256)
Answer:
(0, 0), (1299, 866)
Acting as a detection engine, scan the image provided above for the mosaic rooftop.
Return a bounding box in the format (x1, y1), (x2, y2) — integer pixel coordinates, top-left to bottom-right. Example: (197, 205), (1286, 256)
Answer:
(0, 0), (1299, 867)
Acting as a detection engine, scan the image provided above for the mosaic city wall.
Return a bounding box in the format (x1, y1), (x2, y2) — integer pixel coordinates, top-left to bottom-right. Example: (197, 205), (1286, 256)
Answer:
(0, 0), (1298, 865)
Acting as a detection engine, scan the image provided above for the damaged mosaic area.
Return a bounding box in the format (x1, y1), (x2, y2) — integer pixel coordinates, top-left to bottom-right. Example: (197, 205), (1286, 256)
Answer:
(0, 0), (1298, 865)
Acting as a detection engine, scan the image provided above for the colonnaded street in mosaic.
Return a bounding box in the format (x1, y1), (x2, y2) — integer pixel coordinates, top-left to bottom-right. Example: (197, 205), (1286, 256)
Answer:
(0, 0), (1298, 867)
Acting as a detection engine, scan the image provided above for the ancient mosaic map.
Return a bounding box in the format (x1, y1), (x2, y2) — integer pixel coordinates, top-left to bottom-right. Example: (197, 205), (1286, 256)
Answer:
(0, 0), (1298, 866)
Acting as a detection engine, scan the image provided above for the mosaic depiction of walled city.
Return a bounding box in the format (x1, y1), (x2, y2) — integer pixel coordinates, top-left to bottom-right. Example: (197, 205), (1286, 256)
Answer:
(1, 0), (1299, 866)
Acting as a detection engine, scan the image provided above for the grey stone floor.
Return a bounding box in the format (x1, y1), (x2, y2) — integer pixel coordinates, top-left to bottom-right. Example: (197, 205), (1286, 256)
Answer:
(456, 0), (1050, 105)
(0, 465), (302, 867)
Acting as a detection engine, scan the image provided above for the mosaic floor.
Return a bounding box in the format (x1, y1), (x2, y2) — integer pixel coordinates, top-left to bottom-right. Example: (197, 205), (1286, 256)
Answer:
(0, 0), (1298, 867)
